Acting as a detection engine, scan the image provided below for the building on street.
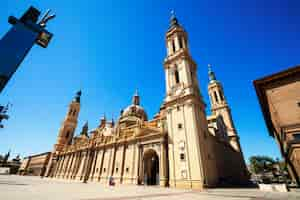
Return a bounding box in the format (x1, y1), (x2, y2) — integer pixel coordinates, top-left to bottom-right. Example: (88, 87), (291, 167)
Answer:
(254, 65), (300, 186)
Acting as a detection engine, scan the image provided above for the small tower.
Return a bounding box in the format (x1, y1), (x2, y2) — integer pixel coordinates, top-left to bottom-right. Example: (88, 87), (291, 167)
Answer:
(54, 90), (81, 152)
(207, 65), (241, 152)
(99, 115), (106, 128)
(80, 121), (89, 137)
(163, 12), (213, 188)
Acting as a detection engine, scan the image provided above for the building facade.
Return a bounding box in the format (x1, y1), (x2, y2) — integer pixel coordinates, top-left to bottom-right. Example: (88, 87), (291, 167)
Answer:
(254, 65), (300, 186)
(19, 152), (51, 176)
(41, 15), (249, 189)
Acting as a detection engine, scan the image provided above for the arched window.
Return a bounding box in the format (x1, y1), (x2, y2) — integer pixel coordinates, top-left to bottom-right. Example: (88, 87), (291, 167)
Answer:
(175, 69), (180, 84)
(190, 70), (194, 84)
(65, 131), (70, 138)
(72, 110), (76, 116)
(214, 91), (219, 103)
(69, 109), (73, 115)
(220, 91), (224, 101)
(172, 40), (176, 53)
(178, 36), (183, 49)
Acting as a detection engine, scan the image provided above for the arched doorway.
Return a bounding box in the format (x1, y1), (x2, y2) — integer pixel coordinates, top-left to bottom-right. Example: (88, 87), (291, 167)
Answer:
(143, 149), (159, 185)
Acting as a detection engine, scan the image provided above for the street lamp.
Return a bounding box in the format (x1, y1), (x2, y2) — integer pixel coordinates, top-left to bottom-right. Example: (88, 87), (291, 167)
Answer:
(0, 6), (55, 93)
(0, 6), (55, 128)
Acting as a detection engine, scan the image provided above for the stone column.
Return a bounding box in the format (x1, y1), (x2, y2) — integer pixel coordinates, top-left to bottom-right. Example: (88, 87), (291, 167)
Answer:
(181, 36), (186, 49)
(174, 35), (180, 51)
(160, 141), (167, 187)
(74, 152), (83, 179)
(137, 144), (143, 185)
(89, 150), (98, 181)
(63, 154), (71, 179)
(97, 149), (105, 182)
(167, 40), (172, 55)
(76, 151), (86, 180)
(69, 153), (78, 179)
(71, 152), (80, 179)
(66, 153), (73, 179)
(66, 153), (75, 179)
(83, 150), (94, 183)
(57, 155), (66, 178)
(77, 150), (90, 181)
(53, 156), (61, 178)
(62, 154), (71, 178)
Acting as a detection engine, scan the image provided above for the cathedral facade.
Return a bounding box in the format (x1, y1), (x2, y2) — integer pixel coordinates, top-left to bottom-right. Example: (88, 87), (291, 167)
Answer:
(43, 15), (249, 189)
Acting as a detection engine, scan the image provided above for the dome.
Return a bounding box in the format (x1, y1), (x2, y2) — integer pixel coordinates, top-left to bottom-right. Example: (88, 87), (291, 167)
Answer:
(122, 104), (148, 121)
(120, 91), (148, 121)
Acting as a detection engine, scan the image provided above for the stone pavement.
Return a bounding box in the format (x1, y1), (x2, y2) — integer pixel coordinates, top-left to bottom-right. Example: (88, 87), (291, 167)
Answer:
(0, 175), (300, 200)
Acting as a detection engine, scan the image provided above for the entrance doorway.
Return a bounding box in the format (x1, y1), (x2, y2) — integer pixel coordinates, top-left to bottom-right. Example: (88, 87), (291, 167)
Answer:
(143, 149), (159, 185)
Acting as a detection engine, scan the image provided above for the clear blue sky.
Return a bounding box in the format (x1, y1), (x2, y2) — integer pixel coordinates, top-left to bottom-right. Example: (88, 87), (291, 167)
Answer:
(0, 0), (299, 163)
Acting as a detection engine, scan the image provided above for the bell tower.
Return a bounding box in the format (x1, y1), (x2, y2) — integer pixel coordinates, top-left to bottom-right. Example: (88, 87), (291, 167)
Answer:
(207, 64), (241, 152)
(163, 12), (213, 189)
(54, 90), (81, 152)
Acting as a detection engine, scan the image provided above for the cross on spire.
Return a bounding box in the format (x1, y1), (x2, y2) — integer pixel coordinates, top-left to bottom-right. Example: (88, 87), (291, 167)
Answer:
(132, 89), (140, 105)
(208, 64), (217, 82)
(170, 9), (179, 27)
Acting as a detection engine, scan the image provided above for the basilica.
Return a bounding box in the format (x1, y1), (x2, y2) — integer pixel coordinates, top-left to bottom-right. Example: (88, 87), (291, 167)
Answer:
(41, 14), (249, 189)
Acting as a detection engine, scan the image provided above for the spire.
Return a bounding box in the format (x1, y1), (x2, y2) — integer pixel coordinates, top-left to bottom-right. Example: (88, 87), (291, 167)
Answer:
(208, 64), (217, 83)
(3, 149), (10, 163)
(132, 89), (140, 105)
(111, 117), (115, 126)
(170, 10), (179, 28)
(99, 114), (106, 127)
(101, 113), (106, 121)
(74, 90), (81, 103)
(81, 121), (88, 136)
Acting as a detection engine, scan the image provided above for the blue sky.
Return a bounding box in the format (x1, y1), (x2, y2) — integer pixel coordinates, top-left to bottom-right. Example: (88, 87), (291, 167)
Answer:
(0, 0), (299, 163)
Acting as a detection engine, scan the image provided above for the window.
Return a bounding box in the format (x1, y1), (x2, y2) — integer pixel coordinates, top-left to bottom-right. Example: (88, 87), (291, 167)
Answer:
(293, 133), (300, 140)
(177, 106), (180, 111)
(220, 92), (224, 101)
(115, 168), (119, 173)
(178, 123), (182, 129)
(65, 131), (70, 138)
(126, 167), (129, 173)
(96, 168), (99, 172)
(214, 91), (219, 103)
(190, 71), (194, 84)
(103, 168), (106, 172)
(178, 36), (183, 49)
(69, 109), (72, 115)
(175, 69), (180, 84)
(172, 40), (176, 53)
(72, 110), (76, 116)
(180, 153), (185, 161)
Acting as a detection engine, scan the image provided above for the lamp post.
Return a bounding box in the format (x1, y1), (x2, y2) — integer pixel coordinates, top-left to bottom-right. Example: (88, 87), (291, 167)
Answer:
(0, 6), (55, 128)
(0, 6), (55, 93)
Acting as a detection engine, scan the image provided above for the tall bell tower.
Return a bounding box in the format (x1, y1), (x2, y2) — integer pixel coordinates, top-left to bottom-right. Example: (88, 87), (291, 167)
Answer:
(54, 90), (81, 152)
(207, 64), (242, 152)
(163, 12), (213, 189)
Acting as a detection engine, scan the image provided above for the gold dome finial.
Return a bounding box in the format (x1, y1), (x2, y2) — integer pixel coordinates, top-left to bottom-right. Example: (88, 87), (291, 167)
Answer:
(132, 90), (140, 105)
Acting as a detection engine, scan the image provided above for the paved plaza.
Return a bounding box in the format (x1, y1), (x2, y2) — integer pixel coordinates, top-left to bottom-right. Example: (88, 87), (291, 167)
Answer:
(0, 175), (300, 200)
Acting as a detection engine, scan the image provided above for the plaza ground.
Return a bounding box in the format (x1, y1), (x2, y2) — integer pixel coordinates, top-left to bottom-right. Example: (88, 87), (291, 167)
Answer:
(0, 175), (300, 200)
